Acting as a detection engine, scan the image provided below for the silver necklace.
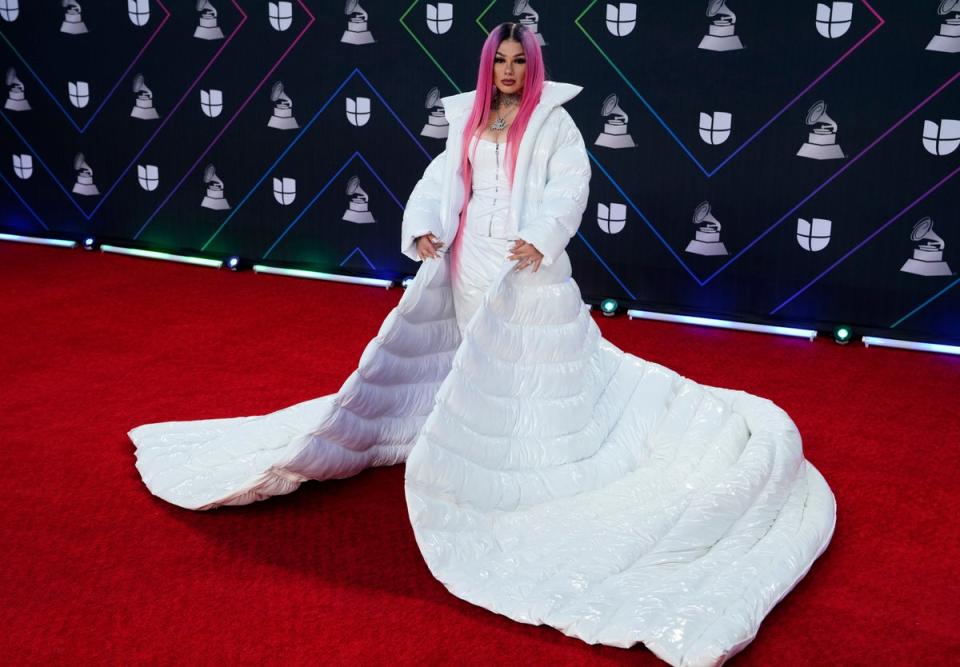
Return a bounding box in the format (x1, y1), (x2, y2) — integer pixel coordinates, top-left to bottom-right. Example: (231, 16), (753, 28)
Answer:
(489, 91), (521, 131)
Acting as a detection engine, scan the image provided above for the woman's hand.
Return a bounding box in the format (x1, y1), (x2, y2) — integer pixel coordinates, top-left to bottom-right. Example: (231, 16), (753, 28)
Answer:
(415, 234), (445, 260)
(508, 239), (543, 272)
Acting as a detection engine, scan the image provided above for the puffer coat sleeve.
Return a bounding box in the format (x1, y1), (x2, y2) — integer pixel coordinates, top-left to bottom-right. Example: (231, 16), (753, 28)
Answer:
(517, 108), (591, 267)
(400, 149), (448, 262)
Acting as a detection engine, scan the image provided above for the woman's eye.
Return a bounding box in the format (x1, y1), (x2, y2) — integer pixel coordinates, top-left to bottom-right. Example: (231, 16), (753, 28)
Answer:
(494, 58), (504, 63)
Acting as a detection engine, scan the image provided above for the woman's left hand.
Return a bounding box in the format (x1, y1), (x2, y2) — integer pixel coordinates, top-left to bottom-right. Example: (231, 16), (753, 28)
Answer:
(508, 239), (543, 272)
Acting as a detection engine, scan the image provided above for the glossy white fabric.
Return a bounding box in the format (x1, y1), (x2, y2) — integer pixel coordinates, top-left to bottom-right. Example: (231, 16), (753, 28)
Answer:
(129, 82), (836, 667)
(464, 137), (512, 238)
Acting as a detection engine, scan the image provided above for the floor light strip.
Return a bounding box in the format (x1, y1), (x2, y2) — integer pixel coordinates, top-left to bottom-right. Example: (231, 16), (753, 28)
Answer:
(0, 232), (77, 248)
(862, 336), (960, 356)
(627, 309), (818, 341)
(100, 245), (223, 268)
(253, 264), (393, 288)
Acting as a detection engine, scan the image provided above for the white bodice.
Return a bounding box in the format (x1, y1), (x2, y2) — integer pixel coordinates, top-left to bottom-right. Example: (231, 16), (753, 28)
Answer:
(465, 136), (512, 238)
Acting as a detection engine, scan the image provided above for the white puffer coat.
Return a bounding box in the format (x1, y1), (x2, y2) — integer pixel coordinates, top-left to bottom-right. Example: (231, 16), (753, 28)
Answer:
(401, 81), (591, 267)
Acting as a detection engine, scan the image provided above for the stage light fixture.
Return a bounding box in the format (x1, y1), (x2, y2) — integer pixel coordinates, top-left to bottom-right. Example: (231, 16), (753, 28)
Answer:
(600, 298), (619, 317)
(82, 236), (96, 250)
(226, 255), (240, 270)
(832, 325), (852, 345)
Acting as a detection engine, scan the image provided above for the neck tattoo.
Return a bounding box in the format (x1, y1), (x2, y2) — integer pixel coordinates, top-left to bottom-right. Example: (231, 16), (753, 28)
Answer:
(489, 91), (522, 132)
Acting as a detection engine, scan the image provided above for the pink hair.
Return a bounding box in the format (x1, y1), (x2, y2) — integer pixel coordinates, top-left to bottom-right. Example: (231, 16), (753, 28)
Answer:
(450, 23), (545, 275)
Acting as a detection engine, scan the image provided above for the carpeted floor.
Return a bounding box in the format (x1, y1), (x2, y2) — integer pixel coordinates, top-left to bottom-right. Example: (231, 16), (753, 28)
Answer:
(1, 242), (957, 666)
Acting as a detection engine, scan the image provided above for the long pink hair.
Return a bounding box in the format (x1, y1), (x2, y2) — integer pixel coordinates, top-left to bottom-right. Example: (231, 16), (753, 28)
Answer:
(450, 23), (545, 271)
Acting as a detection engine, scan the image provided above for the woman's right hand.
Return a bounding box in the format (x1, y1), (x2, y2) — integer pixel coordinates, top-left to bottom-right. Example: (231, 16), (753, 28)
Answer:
(415, 234), (445, 260)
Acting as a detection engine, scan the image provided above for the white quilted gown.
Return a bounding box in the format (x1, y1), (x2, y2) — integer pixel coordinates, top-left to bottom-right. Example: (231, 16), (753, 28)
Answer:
(130, 82), (836, 667)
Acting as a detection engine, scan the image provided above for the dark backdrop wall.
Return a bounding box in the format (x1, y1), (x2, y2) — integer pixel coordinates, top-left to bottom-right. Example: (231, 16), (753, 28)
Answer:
(1, 1), (958, 344)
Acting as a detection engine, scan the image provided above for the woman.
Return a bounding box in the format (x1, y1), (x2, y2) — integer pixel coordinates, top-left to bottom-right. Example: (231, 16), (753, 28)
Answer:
(131, 23), (836, 667)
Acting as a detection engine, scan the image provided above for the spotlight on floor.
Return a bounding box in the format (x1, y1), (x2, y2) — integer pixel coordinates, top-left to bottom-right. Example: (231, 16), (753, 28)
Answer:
(82, 236), (96, 251)
(402, 276), (414, 288)
(833, 325), (853, 345)
(226, 255), (241, 271)
(600, 298), (619, 317)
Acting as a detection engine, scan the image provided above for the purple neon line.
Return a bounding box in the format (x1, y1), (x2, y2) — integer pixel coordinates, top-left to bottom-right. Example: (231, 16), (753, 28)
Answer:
(0, 170), (49, 230)
(86, 1), (247, 218)
(0, 2), (171, 134)
(707, 1), (885, 176)
(770, 162), (960, 316)
(700, 69), (960, 287)
(133, 1), (317, 240)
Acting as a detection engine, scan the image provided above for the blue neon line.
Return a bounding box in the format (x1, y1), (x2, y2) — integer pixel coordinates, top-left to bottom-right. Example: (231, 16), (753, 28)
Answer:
(587, 151), (703, 286)
(891, 277), (960, 329)
(575, 230), (637, 301)
(0, 170), (49, 230)
(354, 152), (405, 209)
(340, 246), (377, 270)
(354, 69), (432, 161)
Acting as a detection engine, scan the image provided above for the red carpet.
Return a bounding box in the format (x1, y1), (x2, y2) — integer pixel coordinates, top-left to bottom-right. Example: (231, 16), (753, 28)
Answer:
(1, 242), (957, 665)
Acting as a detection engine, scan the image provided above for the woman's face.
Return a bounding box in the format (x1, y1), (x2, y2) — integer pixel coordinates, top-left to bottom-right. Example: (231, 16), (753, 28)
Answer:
(493, 39), (526, 96)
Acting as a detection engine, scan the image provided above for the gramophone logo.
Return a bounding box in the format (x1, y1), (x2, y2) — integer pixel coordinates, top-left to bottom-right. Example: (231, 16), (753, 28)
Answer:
(0, 0), (19, 23)
(272, 177), (296, 205)
(200, 164), (230, 210)
(131, 74), (159, 120)
(12, 153), (32, 180)
(200, 89), (223, 118)
(342, 1), (375, 45)
(268, 81), (299, 130)
(4, 68), (30, 111)
(194, 0), (225, 41)
(797, 217), (832, 252)
(128, 0), (150, 27)
(426, 3), (453, 35)
(927, 0), (960, 53)
(597, 202), (627, 234)
(699, 0), (744, 51)
(685, 201), (729, 256)
(595, 93), (635, 148)
(797, 100), (845, 160)
(901, 216), (954, 276)
(342, 176), (376, 224)
(137, 164), (159, 191)
(922, 118), (960, 155)
(68, 81), (90, 109)
(72, 153), (99, 196)
(421, 87), (448, 138)
(269, 2), (293, 32)
(346, 96), (371, 127)
(61, 1), (89, 35)
(816, 2), (853, 39)
(514, 1), (546, 46)
(605, 3), (637, 37)
(699, 111), (732, 145)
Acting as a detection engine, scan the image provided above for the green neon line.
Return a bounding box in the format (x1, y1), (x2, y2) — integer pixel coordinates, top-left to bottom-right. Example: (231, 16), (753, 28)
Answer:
(475, 0), (498, 35)
(399, 0), (461, 93)
(890, 276), (960, 328)
(574, 1), (630, 87)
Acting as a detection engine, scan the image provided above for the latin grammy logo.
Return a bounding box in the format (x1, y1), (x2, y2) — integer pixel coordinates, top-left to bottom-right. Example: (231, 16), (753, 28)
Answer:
(421, 87), (448, 139)
(12, 153), (32, 180)
(606, 2), (637, 37)
(137, 164), (159, 191)
(194, 0), (225, 41)
(699, 111), (732, 145)
(597, 202), (627, 234)
(268, 2), (293, 32)
(129, 0), (150, 27)
(268, 81), (299, 130)
(1, 0), (19, 23)
(922, 119), (960, 156)
(342, 176), (376, 224)
(901, 216), (954, 276)
(60, 1), (89, 35)
(273, 177), (296, 206)
(200, 164), (230, 210)
(699, 0), (744, 52)
(797, 217), (832, 252)
(816, 2), (853, 39)
(595, 94), (635, 149)
(685, 201), (729, 256)
(797, 100), (845, 160)
(72, 153), (99, 196)
(426, 3), (453, 35)
(4, 67), (30, 111)
(927, 0), (960, 53)
(131, 74), (159, 120)
(514, 1), (546, 46)
(342, 1), (375, 45)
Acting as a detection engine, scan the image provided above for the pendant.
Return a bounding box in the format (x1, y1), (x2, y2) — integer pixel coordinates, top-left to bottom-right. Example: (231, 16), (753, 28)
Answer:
(490, 116), (507, 131)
